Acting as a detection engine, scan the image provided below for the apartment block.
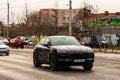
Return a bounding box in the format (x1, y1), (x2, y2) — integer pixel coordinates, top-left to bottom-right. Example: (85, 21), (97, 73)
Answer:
(56, 9), (80, 27)
(41, 8), (80, 27)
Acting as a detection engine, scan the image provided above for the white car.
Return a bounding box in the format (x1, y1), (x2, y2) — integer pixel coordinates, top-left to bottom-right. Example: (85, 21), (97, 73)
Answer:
(1, 39), (9, 45)
(0, 40), (10, 55)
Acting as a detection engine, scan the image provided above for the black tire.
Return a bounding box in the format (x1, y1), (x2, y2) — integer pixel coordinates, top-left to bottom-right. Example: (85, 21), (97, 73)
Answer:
(6, 52), (9, 56)
(33, 53), (42, 67)
(102, 44), (108, 48)
(21, 46), (24, 49)
(12, 45), (14, 48)
(49, 55), (58, 71)
(83, 62), (93, 71)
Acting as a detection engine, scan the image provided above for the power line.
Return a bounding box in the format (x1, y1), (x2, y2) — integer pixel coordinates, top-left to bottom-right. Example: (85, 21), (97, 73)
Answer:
(0, 4), (24, 10)
(26, 0), (54, 5)
(0, 0), (52, 7)
(0, 0), (55, 10)
(0, 0), (16, 6)
(0, 0), (51, 5)
(9, 0), (17, 3)
(0, 3), (7, 6)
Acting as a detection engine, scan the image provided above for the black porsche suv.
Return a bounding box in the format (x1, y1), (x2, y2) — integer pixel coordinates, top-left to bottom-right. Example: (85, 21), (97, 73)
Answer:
(33, 36), (94, 71)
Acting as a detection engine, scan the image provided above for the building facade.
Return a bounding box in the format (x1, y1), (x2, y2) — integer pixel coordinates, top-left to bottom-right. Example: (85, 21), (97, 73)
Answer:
(41, 8), (80, 26)
(56, 9), (80, 27)
(41, 8), (80, 35)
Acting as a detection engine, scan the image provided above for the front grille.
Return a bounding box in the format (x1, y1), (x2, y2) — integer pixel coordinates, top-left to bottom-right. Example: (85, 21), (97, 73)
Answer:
(0, 48), (6, 49)
(58, 53), (94, 59)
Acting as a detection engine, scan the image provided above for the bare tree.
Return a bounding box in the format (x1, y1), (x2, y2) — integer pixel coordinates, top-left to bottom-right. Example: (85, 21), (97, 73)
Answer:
(12, 3), (57, 37)
(26, 10), (56, 36)
(0, 22), (5, 37)
(74, 2), (100, 32)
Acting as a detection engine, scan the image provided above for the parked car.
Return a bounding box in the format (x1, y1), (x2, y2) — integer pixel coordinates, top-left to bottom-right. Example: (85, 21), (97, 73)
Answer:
(33, 36), (94, 71)
(0, 40), (10, 55)
(24, 39), (33, 46)
(7, 37), (24, 49)
(1, 39), (9, 45)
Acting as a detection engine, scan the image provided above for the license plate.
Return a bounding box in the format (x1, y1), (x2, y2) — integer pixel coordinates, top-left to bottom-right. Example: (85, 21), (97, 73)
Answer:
(18, 43), (21, 44)
(74, 59), (85, 62)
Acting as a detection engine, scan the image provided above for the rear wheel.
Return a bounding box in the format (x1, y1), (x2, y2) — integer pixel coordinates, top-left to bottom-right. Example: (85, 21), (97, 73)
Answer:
(33, 53), (42, 67)
(12, 45), (14, 48)
(49, 55), (58, 71)
(83, 62), (93, 71)
(21, 46), (24, 49)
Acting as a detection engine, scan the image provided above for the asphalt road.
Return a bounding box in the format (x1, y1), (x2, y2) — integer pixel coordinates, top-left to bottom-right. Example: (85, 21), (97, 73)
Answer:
(0, 48), (120, 80)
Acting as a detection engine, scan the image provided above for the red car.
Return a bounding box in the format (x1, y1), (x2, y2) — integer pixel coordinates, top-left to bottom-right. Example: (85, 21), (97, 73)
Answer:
(7, 37), (24, 49)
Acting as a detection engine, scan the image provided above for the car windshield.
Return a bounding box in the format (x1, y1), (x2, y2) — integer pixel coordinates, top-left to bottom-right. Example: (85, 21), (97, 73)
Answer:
(50, 36), (81, 46)
(0, 41), (5, 45)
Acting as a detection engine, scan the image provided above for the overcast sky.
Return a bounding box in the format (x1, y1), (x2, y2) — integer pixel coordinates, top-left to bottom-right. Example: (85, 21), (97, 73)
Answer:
(0, 0), (120, 24)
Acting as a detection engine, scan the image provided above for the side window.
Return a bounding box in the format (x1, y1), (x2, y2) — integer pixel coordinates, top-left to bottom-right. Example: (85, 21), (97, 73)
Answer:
(43, 38), (50, 44)
(39, 37), (46, 44)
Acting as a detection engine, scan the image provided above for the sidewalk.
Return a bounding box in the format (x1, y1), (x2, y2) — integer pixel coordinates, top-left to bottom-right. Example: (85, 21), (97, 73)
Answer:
(93, 48), (120, 54)
(95, 52), (120, 59)
(24, 45), (120, 54)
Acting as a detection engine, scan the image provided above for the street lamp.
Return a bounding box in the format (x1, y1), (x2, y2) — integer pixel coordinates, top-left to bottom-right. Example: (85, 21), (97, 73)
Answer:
(69, 0), (72, 36)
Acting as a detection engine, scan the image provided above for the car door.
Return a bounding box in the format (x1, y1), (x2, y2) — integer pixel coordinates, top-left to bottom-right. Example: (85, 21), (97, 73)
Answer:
(41, 38), (51, 62)
(37, 37), (46, 61)
(38, 37), (50, 62)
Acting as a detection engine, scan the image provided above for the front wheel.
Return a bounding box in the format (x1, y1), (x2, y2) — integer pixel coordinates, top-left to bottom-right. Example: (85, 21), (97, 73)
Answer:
(21, 46), (24, 49)
(49, 55), (58, 71)
(33, 53), (42, 67)
(83, 62), (93, 71)
(6, 52), (9, 56)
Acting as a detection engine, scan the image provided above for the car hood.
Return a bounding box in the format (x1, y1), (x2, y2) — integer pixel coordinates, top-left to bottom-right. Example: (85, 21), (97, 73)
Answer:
(51, 45), (93, 54)
(0, 45), (9, 48)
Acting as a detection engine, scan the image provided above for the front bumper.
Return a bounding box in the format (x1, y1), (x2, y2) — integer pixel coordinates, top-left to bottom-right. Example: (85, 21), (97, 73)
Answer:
(0, 49), (10, 54)
(57, 58), (94, 65)
(57, 53), (94, 66)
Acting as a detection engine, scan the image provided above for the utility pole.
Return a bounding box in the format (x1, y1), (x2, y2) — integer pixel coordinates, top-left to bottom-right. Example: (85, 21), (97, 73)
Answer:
(25, 2), (29, 36)
(55, 0), (58, 34)
(7, 0), (9, 39)
(69, 0), (72, 36)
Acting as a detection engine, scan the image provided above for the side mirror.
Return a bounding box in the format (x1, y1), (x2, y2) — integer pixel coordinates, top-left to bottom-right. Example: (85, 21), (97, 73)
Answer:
(47, 42), (51, 46)
(43, 44), (49, 47)
(43, 42), (51, 48)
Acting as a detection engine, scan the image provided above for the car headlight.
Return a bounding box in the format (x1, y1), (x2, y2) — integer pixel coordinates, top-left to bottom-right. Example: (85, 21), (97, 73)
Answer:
(57, 49), (61, 53)
(89, 53), (94, 58)
(6, 46), (10, 51)
(87, 47), (94, 53)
